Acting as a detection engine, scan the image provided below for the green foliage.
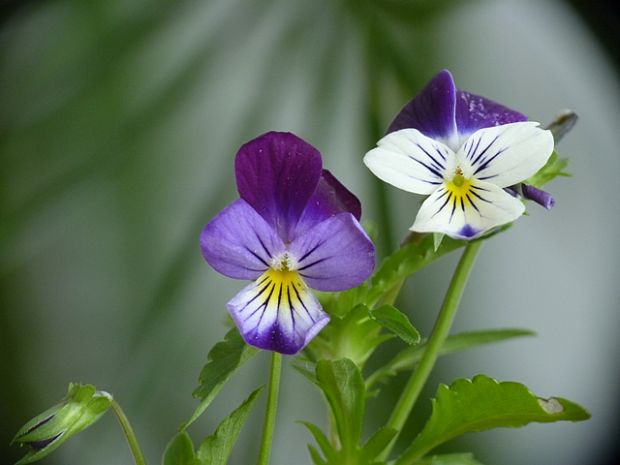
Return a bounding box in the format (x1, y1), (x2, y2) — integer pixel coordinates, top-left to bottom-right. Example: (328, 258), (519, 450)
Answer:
(361, 426), (398, 461)
(163, 388), (262, 465)
(12, 383), (112, 465)
(414, 453), (483, 465)
(307, 359), (396, 465)
(395, 375), (591, 464)
(365, 328), (535, 390)
(308, 305), (391, 369)
(369, 304), (421, 345)
(326, 234), (465, 318)
(316, 359), (366, 453)
(162, 432), (198, 465)
(527, 151), (570, 188)
(182, 329), (258, 430)
(196, 387), (263, 465)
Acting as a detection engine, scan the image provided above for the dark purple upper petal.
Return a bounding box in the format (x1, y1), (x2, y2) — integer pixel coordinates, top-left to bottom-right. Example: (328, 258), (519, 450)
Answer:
(200, 199), (285, 280)
(289, 213), (375, 291)
(454, 89), (527, 137)
(235, 131), (323, 243)
(387, 70), (457, 140)
(294, 169), (362, 237)
(387, 69), (527, 143)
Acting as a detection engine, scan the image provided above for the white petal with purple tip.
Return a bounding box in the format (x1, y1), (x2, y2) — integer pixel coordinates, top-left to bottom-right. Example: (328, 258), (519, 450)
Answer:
(411, 179), (525, 240)
(364, 129), (452, 195)
(227, 269), (329, 355)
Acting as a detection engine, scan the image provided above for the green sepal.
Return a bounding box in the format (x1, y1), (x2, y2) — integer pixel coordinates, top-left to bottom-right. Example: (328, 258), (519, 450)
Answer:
(396, 374), (591, 463)
(182, 328), (258, 430)
(162, 432), (199, 465)
(315, 359), (365, 453)
(196, 386), (263, 465)
(527, 150), (570, 188)
(414, 453), (484, 465)
(308, 304), (390, 369)
(432, 233), (445, 252)
(12, 383), (112, 465)
(369, 304), (420, 345)
(307, 444), (328, 465)
(365, 328), (535, 390)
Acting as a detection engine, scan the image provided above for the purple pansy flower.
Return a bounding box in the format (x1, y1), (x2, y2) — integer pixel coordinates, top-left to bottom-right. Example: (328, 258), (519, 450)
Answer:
(364, 69), (555, 240)
(201, 132), (375, 355)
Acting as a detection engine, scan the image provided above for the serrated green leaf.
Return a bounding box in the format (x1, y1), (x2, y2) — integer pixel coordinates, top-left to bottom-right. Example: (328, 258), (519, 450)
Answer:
(396, 374), (591, 464)
(369, 305), (420, 345)
(316, 359), (365, 452)
(365, 328), (535, 390)
(162, 432), (197, 465)
(299, 422), (337, 463)
(196, 386), (263, 465)
(181, 329), (258, 430)
(362, 427), (397, 460)
(527, 151), (570, 188)
(415, 453), (483, 465)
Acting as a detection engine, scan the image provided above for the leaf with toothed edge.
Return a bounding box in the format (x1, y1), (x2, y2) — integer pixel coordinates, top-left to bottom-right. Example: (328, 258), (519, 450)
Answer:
(395, 374), (590, 464)
(196, 387), (263, 465)
(181, 328), (258, 430)
(365, 328), (536, 391)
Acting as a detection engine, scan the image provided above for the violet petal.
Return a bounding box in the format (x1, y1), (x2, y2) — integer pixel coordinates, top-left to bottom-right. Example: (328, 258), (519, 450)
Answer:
(294, 169), (362, 237)
(200, 199), (285, 280)
(388, 69), (527, 145)
(455, 88), (527, 138)
(235, 131), (322, 242)
(387, 69), (457, 141)
(289, 213), (375, 291)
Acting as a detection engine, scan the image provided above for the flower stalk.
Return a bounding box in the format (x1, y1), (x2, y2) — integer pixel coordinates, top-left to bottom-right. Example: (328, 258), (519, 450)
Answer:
(257, 352), (283, 465)
(111, 400), (147, 465)
(379, 240), (482, 461)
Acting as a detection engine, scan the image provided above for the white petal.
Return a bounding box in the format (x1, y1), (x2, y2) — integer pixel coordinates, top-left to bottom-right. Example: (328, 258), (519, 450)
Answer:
(411, 179), (525, 240)
(459, 122), (554, 188)
(364, 128), (453, 195)
(227, 270), (329, 354)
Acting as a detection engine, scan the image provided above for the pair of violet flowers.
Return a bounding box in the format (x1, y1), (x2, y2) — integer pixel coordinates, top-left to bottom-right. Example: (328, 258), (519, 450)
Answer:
(201, 70), (555, 354)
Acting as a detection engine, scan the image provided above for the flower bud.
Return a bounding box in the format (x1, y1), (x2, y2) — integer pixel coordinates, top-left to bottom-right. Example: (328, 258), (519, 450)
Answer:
(12, 383), (112, 464)
(521, 184), (555, 210)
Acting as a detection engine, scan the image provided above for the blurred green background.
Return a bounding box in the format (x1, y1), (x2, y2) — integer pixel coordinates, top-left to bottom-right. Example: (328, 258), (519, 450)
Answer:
(1, 0), (619, 464)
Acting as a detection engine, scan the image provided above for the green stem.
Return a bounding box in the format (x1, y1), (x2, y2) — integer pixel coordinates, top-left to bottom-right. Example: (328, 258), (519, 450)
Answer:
(257, 352), (283, 465)
(379, 240), (482, 461)
(111, 399), (147, 465)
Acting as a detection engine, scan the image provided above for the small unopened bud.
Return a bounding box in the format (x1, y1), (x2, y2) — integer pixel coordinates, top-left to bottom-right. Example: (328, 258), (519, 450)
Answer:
(12, 383), (112, 465)
(521, 184), (555, 210)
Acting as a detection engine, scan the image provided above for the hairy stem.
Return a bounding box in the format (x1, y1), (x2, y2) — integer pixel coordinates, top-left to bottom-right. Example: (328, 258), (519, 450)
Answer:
(379, 240), (482, 460)
(111, 400), (147, 465)
(257, 352), (282, 465)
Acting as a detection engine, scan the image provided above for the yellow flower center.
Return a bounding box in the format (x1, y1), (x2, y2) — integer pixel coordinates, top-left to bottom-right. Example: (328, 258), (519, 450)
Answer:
(445, 167), (474, 208)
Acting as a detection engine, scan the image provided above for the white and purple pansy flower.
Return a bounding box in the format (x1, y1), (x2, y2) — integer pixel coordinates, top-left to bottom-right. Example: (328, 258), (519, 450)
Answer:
(201, 132), (375, 355)
(364, 69), (555, 240)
